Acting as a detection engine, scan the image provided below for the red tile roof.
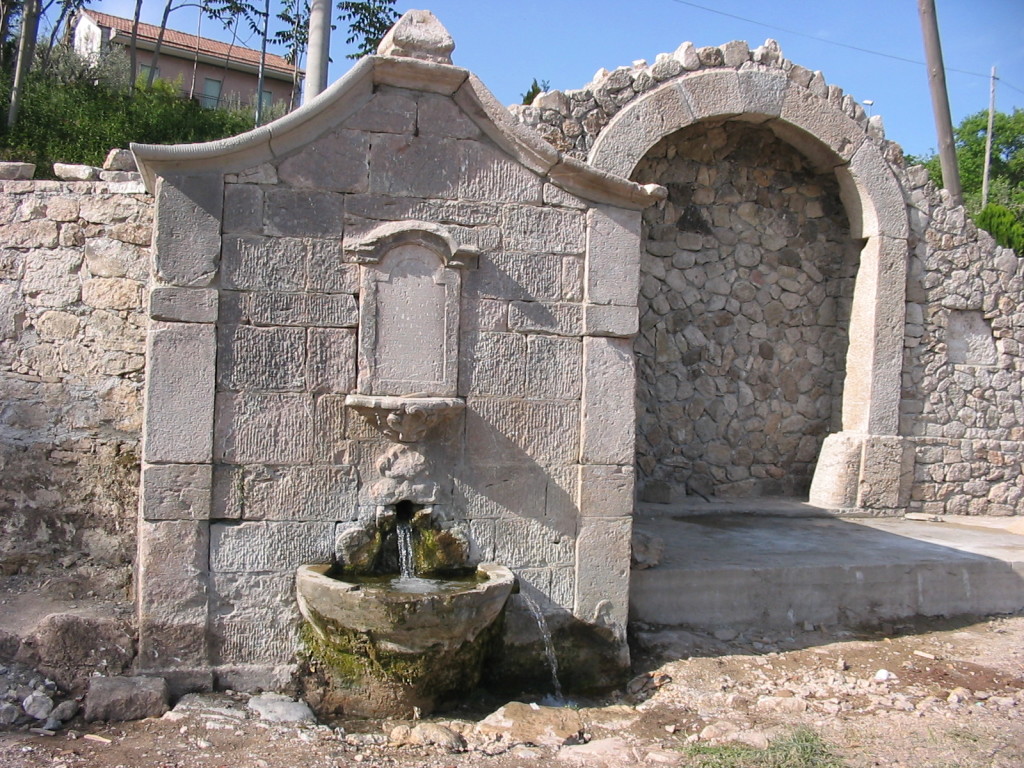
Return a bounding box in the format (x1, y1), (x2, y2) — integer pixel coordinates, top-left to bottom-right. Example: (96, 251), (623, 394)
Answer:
(82, 9), (299, 77)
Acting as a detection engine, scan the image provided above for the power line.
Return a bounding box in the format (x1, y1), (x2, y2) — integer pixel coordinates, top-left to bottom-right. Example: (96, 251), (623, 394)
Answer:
(666, 0), (1024, 98)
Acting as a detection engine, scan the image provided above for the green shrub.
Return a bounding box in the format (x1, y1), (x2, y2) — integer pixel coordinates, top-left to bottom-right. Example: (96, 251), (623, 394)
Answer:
(976, 203), (1024, 253)
(0, 46), (256, 177)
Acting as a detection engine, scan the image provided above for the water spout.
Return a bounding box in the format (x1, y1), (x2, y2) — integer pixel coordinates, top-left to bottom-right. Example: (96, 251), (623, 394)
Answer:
(522, 593), (563, 701)
(396, 519), (415, 580)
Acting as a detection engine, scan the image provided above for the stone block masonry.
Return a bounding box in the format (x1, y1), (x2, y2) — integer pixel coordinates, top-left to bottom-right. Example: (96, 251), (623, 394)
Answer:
(0, 178), (151, 573)
(5, 13), (1024, 713)
(128, 41), (660, 695)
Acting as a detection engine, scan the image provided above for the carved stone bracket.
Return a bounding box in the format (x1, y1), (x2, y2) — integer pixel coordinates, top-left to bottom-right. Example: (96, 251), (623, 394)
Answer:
(345, 394), (464, 443)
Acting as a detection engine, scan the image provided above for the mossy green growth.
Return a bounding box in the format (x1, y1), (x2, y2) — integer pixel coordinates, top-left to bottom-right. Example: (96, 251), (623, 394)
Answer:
(298, 622), (366, 688)
(298, 613), (504, 715)
(412, 526), (468, 575)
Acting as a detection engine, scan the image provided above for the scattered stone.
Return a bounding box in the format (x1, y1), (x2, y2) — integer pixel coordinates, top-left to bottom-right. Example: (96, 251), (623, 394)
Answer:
(409, 722), (465, 752)
(22, 691), (54, 720)
(556, 737), (637, 766)
(631, 530), (664, 569)
(947, 687), (973, 705)
(904, 512), (943, 522)
(476, 702), (584, 747)
(699, 720), (742, 743)
(714, 629), (739, 642)
(84, 677), (169, 722)
(0, 702), (21, 726)
(103, 149), (137, 172)
(53, 163), (100, 181)
(646, 747), (681, 763)
(0, 161), (35, 180)
(510, 745), (544, 759)
(756, 695), (807, 713)
(247, 693), (316, 724)
(389, 724), (412, 745)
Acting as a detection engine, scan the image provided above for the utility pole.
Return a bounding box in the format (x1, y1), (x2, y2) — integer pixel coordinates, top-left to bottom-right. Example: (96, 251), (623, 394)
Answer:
(918, 0), (962, 204)
(304, 0), (332, 103)
(982, 66), (997, 208)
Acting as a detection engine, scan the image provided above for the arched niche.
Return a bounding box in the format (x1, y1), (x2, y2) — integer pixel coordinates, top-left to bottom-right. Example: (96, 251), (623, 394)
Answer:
(588, 70), (912, 509)
(344, 221), (475, 444)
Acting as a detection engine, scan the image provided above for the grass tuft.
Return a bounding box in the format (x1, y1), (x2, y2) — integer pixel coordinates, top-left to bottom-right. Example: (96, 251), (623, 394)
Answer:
(683, 727), (845, 768)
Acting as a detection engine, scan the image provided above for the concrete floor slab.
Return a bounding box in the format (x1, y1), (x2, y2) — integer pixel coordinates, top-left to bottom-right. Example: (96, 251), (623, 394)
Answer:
(630, 505), (1024, 629)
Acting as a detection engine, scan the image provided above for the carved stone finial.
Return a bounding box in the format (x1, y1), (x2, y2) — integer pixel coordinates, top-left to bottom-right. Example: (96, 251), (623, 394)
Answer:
(376, 10), (454, 64)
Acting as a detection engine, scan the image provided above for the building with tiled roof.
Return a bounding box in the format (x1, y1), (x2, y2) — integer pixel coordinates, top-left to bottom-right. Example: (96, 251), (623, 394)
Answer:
(73, 9), (303, 111)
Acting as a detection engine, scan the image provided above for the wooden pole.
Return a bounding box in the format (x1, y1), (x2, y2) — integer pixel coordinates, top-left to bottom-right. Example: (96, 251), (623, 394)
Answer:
(918, 0), (962, 204)
(982, 66), (997, 208)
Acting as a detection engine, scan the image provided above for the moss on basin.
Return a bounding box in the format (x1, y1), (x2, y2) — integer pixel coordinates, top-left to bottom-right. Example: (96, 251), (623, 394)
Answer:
(296, 562), (514, 717)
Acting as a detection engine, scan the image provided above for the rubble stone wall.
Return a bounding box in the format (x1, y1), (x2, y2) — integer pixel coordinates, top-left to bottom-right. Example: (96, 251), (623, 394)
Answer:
(0, 179), (151, 573)
(517, 34), (1024, 514)
(632, 120), (859, 501)
(903, 172), (1024, 516)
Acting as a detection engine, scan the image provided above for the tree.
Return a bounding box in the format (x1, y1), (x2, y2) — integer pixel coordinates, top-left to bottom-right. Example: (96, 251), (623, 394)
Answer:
(1, 0), (24, 67)
(272, 0), (308, 109)
(336, 0), (395, 59)
(144, 0), (260, 89)
(520, 78), (549, 106)
(7, 0), (39, 128)
(911, 108), (1024, 250)
(911, 108), (1024, 216)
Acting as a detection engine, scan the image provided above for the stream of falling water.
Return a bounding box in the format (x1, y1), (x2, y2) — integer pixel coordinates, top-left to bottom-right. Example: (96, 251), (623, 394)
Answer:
(521, 593), (563, 701)
(396, 520), (416, 580)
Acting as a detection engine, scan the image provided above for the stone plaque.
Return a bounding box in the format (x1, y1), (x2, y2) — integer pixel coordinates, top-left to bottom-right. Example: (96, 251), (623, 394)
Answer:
(358, 243), (459, 395)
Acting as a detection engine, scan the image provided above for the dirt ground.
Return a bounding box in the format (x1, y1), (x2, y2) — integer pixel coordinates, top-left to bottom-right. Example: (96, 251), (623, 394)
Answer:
(2, 612), (1022, 767)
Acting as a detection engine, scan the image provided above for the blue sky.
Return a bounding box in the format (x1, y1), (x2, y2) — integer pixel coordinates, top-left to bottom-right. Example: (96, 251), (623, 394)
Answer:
(81, 0), (1024, 159)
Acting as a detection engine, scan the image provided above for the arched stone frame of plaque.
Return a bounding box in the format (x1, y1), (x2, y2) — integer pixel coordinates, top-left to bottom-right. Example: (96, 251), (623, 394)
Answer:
(347, 221), (479, 398)
(587, 69), (913, 510)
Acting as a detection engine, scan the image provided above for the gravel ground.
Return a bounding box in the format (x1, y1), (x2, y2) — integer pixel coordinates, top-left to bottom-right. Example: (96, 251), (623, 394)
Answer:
(2, 612), (1022, 767)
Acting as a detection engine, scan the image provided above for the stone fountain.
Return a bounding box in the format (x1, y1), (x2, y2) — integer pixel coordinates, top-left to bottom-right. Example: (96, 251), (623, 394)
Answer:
(130, 10), (658, 710)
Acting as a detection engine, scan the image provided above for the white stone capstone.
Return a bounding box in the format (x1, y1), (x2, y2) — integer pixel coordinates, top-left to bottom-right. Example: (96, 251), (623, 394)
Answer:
(377, 10), (455, 64)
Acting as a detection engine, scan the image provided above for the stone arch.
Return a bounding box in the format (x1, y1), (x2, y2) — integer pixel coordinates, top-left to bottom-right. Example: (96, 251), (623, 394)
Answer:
(589, 68), (911, 509)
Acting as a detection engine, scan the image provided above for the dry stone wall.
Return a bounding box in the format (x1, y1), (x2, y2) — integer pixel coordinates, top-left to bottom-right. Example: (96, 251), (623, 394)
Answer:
(0, 178), (151, 574)
(903, 170), (1024, 516)
(518, 35), (1024, 514)
(632, 120), (859, 501)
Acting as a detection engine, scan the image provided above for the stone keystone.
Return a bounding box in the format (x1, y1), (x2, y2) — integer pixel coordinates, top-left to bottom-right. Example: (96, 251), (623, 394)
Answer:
(377, 9), (454, 64)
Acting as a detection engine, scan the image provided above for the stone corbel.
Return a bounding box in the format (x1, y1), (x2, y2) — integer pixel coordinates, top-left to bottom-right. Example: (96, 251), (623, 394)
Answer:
(345, 394), (464, 443)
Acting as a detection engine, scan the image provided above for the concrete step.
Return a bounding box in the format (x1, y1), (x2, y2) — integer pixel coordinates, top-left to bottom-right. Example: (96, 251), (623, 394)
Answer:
(630, 510), (1024, 630)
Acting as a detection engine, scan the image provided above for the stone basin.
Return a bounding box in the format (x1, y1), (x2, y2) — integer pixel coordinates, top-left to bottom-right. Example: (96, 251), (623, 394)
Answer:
(295, 562), (515, 716)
